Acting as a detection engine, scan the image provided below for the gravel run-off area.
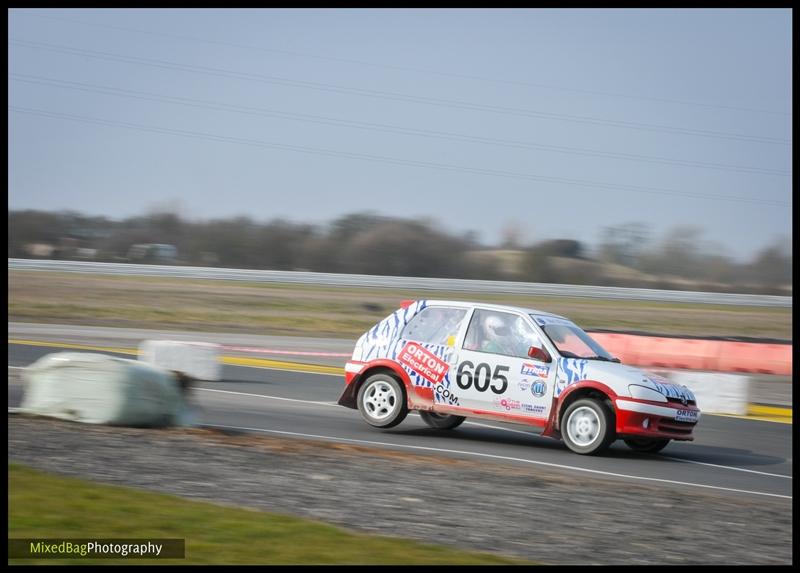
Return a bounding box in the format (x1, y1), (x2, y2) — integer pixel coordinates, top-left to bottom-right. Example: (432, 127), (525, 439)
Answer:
(8, 415), (792, 565)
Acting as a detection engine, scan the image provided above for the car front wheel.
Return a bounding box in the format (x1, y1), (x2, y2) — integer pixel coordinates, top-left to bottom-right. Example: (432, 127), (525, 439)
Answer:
(623, 437), (670, 453)
(419, 411), (466, 430)
(561, 398), (615, 455)
(357, 373), (408, 429)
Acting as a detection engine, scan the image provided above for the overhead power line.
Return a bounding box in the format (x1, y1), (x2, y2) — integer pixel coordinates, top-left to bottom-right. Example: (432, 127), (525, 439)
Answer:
(21, 11), (791, 117)
(9, 38), (791, 146)
(8, 105), (789, 207)
(10, 73), (788, 177)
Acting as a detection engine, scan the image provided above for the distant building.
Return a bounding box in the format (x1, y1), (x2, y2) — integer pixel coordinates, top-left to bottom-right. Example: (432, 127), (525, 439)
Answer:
(127, 243), (179, 263)
(75, 248), (98, 259)
(465, 249), (526, 277)
(23, 243), (55, 258)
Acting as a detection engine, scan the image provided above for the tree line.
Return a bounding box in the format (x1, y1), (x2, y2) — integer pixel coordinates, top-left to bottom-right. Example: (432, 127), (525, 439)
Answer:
(8, 210), (791, 295)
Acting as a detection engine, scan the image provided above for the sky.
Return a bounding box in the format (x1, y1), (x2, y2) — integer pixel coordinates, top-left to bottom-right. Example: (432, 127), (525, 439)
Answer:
(8, 8), (792, 262)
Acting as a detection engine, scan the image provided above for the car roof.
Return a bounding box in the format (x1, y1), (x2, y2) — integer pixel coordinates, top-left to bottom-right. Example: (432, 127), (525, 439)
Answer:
(421, 299), (570, 321)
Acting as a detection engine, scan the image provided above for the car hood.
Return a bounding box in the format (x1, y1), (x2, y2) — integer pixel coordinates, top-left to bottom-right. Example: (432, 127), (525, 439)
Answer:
(557, 358), (696, 403)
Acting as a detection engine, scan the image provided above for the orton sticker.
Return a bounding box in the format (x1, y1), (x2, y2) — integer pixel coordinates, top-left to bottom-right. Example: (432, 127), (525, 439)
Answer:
(397, 342), (450, 384)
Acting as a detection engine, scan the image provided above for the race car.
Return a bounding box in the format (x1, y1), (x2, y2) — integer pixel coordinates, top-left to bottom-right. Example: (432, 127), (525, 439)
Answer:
(338, 300), (700, 455)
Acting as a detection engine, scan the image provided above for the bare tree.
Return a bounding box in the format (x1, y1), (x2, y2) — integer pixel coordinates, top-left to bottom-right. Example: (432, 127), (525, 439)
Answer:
(598, 223), (649, 267)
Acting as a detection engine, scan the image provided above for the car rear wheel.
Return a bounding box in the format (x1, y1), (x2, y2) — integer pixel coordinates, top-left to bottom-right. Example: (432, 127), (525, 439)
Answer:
(357, 373), (408, 429)
(623, 437), (671, 453)
(561, 398), (615, 455)
(419, 411), (466, 430)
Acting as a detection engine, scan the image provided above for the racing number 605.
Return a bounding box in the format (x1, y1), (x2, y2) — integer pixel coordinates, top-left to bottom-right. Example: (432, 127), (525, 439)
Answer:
(456, 361), (509, 394)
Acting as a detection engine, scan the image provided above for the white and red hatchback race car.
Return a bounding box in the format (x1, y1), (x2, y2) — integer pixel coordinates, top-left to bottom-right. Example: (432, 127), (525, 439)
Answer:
(338, 300), (700, 455)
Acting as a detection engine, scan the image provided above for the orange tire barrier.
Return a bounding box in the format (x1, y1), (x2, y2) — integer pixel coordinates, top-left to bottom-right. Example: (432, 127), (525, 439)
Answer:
(588, 332), (791, 375)
(589, 333), (636, 364)
(632, 337), (694, 369)
(716, 342), (792, 376)
(652, 338), (721, 370)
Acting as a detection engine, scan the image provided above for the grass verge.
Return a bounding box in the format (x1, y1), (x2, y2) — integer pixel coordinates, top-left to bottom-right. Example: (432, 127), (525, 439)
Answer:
(8, 463), (527, 565)
(8, 270), (791, 339)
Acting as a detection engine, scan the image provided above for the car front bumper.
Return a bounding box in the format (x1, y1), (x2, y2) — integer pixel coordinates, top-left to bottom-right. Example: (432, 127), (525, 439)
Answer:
(615, 398), (700, 441)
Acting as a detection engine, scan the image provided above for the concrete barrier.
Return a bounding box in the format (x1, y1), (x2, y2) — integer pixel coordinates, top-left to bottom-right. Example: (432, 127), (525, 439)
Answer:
(20, 352), (191, 426)
(648, 369), (751, 416)
(138, 340), (221, 381)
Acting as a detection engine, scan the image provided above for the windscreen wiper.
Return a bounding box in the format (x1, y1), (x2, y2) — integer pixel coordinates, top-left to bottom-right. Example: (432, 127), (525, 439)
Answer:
(584, 355), (618, 362)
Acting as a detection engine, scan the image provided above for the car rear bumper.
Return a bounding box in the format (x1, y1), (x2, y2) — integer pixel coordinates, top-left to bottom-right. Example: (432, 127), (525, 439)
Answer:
(338, 361), (368, 408)
(344, 360), (367, 384)
(615, 398), (700, 441)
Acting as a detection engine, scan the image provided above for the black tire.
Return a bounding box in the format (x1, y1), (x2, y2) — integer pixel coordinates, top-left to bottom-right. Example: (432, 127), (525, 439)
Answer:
(356, 373), (408, 429)
(419, 411), (466, 430)
(624, 437), (671, 454)
(561, 398), (615, 455)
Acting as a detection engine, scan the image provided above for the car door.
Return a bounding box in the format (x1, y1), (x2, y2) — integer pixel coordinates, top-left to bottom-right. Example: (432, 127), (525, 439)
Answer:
(453, 308), (557, 421)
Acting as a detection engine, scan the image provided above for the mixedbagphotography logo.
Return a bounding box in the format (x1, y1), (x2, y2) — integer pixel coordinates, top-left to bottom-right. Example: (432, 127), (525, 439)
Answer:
(8, 539), (185, 559)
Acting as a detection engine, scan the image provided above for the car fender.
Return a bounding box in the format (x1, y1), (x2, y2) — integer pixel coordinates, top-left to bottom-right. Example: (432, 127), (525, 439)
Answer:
(544, 379), (619, 436)
(338, 358), (433, 410)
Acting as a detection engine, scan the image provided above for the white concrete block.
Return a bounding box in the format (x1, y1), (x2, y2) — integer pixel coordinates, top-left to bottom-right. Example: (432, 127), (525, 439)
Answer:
(139, 340), (221, 381)
(649, 369), (750, 415)
(20, 352), (187, 426)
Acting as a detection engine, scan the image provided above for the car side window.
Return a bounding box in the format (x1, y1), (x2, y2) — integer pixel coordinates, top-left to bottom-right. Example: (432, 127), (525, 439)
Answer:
(463, 309), (542, 359)
(401, 307), (468, 346)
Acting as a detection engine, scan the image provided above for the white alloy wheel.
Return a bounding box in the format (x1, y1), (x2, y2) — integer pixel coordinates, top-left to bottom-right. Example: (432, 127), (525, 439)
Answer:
(357, 374), (408, 429)
(566, 406), (601, 447)
(364, 380), (398, 421)
(561, 398), (614, 455)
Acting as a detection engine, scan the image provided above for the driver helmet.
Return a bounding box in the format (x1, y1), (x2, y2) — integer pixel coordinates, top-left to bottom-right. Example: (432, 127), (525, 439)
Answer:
(484, 315), (510, 342)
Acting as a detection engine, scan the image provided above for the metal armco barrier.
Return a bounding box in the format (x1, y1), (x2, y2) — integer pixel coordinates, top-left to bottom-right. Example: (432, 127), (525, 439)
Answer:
(8, 258), (792, 307)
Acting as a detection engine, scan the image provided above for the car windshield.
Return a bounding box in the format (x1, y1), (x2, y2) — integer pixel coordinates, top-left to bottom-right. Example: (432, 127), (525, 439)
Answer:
(530, 315), (614, 360)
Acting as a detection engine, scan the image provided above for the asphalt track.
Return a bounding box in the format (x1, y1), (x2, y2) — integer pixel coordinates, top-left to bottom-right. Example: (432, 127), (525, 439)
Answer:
(8, 342), (792, 501)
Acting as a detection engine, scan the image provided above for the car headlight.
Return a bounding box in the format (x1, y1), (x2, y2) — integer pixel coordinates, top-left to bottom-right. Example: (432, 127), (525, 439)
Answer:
(628, 384), (668, 403)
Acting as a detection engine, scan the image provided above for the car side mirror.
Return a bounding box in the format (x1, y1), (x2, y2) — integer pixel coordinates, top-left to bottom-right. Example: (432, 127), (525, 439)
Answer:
(528, 346), (551, 363)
